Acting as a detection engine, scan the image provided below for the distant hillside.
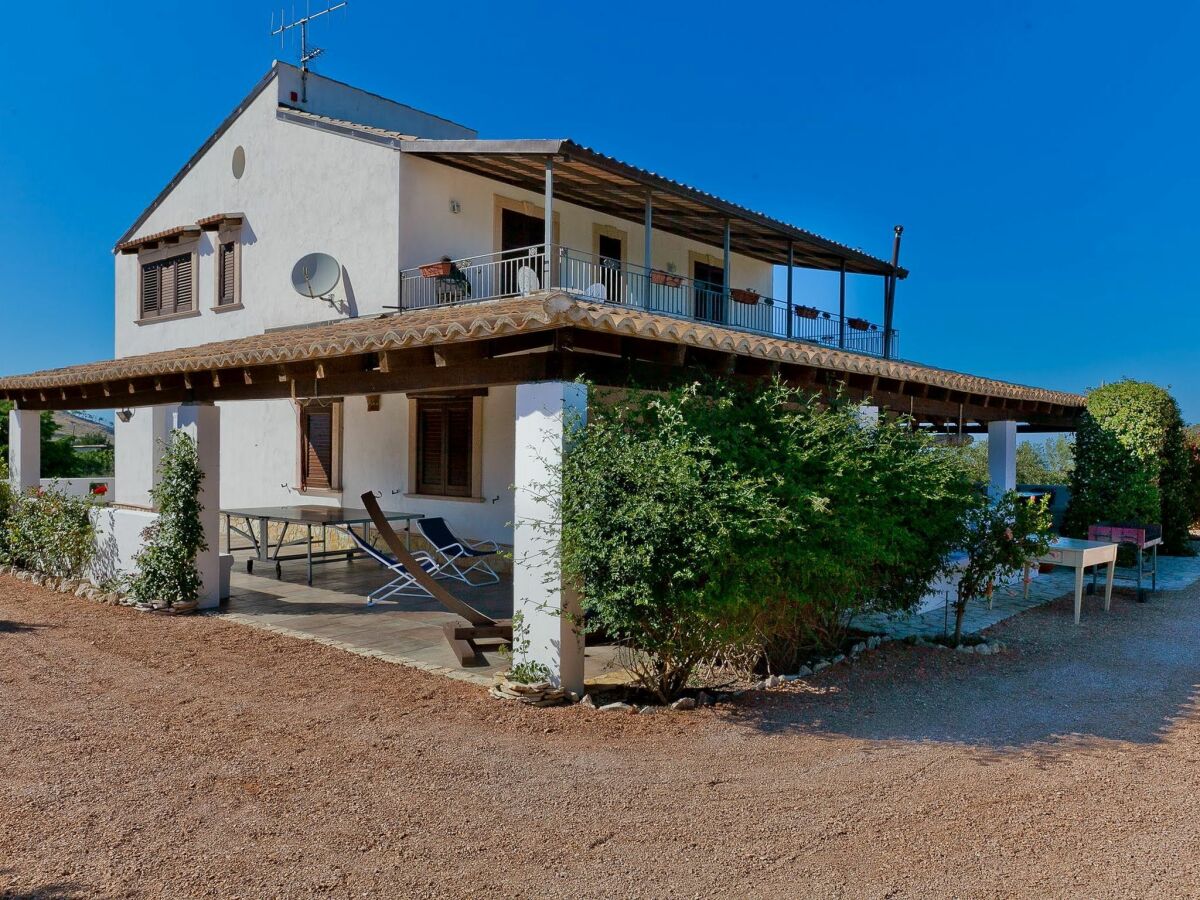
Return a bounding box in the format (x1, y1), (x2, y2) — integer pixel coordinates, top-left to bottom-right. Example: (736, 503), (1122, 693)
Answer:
(53, 411), (114, 441)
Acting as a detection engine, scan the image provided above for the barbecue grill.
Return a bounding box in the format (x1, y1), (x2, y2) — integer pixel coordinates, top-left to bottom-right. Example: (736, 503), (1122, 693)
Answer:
(1086, 521), (1161, 601)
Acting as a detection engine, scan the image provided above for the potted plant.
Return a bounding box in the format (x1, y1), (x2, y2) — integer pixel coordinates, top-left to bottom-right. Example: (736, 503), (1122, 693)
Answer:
(794, 305), (820, 319)
(650, 268), (683, 288)
(847, 317), (870, 331)
(730, 288), (760, 305)
(419, 256), (454, 278)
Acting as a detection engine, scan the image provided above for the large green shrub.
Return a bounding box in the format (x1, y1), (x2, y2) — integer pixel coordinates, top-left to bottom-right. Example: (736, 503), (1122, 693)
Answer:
(1184, 426), (1200, 529)
(0, 484), (97, 577)
(1063, 380), (1193, 553)
(556, 379), (976, 697)
(129, 430), (207, 608)
(558, 384), (788, 701)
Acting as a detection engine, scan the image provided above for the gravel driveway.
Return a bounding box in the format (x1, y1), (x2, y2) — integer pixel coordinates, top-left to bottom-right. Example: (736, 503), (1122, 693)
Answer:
(3, 573), (1200, 898)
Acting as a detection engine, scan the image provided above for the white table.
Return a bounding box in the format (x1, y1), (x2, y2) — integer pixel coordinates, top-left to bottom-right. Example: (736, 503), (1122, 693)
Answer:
(1028, 538), (1118, 625)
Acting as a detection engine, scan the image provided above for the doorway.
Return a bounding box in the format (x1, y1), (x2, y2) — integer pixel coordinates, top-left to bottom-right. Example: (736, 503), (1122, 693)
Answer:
(693, 259), (724, 323)
(500, 208), (546, 295)
(596, 233), (624, 302)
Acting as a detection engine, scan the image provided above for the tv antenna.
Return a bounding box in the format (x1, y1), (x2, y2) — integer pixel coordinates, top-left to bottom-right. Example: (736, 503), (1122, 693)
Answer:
(270, 2), (348, 102)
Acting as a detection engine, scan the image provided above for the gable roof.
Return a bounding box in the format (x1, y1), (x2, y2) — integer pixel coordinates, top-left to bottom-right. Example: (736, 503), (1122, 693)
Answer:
(113, 64), (281, 252)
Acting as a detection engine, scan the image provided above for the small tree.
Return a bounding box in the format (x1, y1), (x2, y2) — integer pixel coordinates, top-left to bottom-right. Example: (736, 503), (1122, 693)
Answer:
(952, 492), (1052, 645)
(130, 430), (206, 608)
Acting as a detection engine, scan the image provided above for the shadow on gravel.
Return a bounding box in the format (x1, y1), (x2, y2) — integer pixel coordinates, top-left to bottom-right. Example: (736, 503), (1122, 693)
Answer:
(0, 620), (43, 634)
(725, 591), (1200, 751)
(0, 869), (84, 899)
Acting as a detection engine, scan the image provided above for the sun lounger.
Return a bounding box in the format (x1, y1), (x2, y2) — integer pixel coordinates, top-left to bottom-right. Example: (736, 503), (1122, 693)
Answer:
(416, 517), (501, 585)
(360, 492), (512, 666)
(337, 527), (441, 606)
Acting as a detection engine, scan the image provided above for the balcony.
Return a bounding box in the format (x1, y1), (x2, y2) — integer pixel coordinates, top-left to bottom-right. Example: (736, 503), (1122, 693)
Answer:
(399, 245), (898, 359)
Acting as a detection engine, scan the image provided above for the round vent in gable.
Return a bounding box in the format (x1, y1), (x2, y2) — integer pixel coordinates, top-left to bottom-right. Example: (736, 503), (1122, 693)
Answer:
(232, 145), (246, 179)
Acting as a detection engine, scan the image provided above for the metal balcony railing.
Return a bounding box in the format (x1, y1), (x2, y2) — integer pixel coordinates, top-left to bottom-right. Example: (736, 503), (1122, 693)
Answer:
(398, 245), (898, 358)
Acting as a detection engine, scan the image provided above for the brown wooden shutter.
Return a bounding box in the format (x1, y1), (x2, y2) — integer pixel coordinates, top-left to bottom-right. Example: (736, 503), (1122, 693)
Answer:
(302, 408), (334, 490)
(417, 404), (445, 494)
(218, 241), (236, 305)
(173, 254), (193, 312)
(444, 401), (472, 496)
(416, 398), (473, 497)
(141, 262), (161, 317)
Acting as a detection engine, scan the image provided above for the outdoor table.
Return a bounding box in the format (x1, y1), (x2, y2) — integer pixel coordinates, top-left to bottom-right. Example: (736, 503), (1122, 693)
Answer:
(1027, 538), (1118, 625)
(222, 505), (423, 585)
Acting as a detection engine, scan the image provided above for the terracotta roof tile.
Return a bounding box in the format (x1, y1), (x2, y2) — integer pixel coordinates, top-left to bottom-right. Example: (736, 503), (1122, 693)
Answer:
(0, 295), (1085, 408)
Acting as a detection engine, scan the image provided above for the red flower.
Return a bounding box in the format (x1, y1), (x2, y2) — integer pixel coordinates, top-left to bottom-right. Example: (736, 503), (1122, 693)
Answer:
(91, 484), (108, 496)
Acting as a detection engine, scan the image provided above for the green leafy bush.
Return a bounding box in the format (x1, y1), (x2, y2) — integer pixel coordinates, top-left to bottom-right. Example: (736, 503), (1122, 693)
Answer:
(558, 383), (787, 701)
(129, 430), (206, 608)
(1063, 380), (1193, 554)
(556, 379), (976, 698)
(0, 483), (96, 577)
(952, 492), (1052, 644)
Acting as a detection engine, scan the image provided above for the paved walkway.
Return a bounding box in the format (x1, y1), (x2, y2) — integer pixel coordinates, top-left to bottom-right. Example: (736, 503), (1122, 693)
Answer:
(855, 549), (1200, 640)
(218, 550), (626, 685)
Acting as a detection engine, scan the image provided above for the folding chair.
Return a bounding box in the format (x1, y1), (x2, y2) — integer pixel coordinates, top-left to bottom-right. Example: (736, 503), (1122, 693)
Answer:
(338, 527), (441, 606)
(416, 517), (501, 586)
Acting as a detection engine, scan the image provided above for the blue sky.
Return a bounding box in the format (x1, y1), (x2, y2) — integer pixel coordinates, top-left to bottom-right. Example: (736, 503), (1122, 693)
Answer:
(2, 1), (1198, 420)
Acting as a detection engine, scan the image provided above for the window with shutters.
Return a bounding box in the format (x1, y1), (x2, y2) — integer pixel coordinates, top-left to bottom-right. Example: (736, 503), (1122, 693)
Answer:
(416, 398), (473, 497)
(139, 252), (195, 319)
(299, 401), (342, 492)
(216, 240), (238, 307)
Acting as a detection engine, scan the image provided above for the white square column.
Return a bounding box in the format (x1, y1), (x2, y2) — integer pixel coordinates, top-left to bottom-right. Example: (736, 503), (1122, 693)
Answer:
(115, 404), (176, 508)
(173, 403), (221, 610)
(513, 381), (587, 693)
(8, 408), (40, 494)
(987, 419), (1018, 500)
(857, 404), (880, 429)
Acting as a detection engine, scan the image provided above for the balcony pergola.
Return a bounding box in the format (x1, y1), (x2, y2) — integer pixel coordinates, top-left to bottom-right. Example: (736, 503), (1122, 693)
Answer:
(397, 137), (907, 358)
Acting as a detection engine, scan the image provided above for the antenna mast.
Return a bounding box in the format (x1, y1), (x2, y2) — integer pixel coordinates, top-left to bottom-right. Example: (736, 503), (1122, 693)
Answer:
(270, 2), (348, 102)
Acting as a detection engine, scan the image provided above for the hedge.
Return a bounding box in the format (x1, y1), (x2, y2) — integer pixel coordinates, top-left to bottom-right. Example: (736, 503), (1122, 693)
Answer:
(1063, 380), (1193, 554)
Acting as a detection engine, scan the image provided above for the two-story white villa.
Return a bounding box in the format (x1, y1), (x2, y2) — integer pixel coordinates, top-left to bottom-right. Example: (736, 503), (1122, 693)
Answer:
(1, 62), (1085, 690)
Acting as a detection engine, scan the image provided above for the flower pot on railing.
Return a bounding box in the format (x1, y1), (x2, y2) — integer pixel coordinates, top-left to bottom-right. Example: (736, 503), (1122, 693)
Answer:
(794, 305), (820, 319)
(847, 317), (871, 331)
(730, 288), (760, 305)
(419, 259), (454, 278)
(649, 269), (683, 288)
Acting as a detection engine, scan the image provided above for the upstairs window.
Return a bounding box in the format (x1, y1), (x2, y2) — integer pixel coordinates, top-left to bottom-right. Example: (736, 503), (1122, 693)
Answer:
(216, 240), (238, 307)
(140, 253), (194, 319)
(416, 398), (473, 497)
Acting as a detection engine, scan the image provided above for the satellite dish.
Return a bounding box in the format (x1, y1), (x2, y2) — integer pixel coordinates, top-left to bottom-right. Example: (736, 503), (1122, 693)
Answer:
(291, 253), (341, 299)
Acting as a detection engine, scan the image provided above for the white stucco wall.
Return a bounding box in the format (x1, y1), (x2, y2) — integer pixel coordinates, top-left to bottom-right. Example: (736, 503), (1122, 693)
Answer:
(113, 405), (175, 508)
(91, 506), (157, 584)
(41, 477), (114, 501)
(216, 387), (516, 545)
(115, 74), (403, 358)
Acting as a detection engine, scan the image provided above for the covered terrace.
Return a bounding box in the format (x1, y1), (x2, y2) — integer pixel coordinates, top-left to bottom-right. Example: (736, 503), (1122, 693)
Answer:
(2, 293), (1086, 689)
